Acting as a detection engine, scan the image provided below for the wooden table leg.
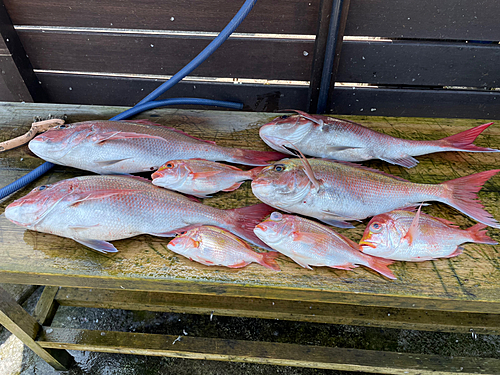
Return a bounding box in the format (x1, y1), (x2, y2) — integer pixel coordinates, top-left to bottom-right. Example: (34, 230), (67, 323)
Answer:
(0, 286), (73, 371)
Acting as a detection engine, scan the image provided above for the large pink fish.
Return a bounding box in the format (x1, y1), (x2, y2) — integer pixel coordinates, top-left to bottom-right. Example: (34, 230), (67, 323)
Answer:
(251, 158), (500, 229)
(152, 159), (263, 198)
(259, 110), (498, 168)
(167, 225), (280, 270)
(28, 119), (285, 174)
(359, 206), (498, 261)
(254, 212), (395, 279)
(5, 175), (274, 253)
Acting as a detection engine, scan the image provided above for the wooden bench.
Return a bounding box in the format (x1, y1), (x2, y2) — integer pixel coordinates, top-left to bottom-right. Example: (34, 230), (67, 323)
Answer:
(1, 0), (500, 372)
(1, 102), (499, 373)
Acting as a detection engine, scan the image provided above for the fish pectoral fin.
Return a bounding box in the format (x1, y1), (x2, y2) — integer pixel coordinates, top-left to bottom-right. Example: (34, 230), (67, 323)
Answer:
(74, 239), (118, 253)
(330, 263), (358, 271)
(189, 255), (215, 266)
(380, 155), (419, 168)
(148, 225), (202, 237)
(69, 190), (135, 206)
(94, 131), (165, 144)
(95, 158), (132, 167)
(222, 181), (245, 192)
(288, 256), (314, 270)
(326, 145), (363, 152)
(68, 224), (100, 232)
(317, 211), (356, 229)
(191, 170), (224, 179)
(401, 204), (422, 245)
(318, 218), (355, 229)
(292, 231), (330, 246)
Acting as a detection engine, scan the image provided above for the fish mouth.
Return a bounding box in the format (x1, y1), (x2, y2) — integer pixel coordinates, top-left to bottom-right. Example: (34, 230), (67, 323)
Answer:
(151, 171), (163, 180)
(254, 223), (268, 232)
(359, 240), (377, 250)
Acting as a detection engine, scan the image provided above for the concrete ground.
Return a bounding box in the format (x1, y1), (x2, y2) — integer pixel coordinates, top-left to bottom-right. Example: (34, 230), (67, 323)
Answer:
(1, 285), (499, 375)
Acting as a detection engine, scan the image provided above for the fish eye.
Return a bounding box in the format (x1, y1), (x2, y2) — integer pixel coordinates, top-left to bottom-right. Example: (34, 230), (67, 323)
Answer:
(270, 212), (283, 221)
(38, 185), (47, 191)
(370, 222), (383, 233)
(165, 163), (174, 169)
(274, 164), (285, 172)
(280, 115), (290, 119)
(58, 124), (68, 129)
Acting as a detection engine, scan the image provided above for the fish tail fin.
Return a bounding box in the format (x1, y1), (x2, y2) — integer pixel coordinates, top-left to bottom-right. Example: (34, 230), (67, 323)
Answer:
(259, 252), (281, 271)
(226, 203), (274, 249)
(364, 255), (397, 280)
(441, 169), (500, 228)
(438, 122), (500, 152)
(230, 149), (286, 166)
(466, 223), (498, 245)
(247, 166), (266, 179)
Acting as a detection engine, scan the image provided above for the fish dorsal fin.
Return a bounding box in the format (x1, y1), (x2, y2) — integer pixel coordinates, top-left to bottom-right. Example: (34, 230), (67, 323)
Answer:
(281, 109), (324, 126)
(324, 160), (411, 182)
(401, 204), (422, 245)
(432, 216), (460, 228)
(282, 144), (321, 189)
(334, 231), (363, 250)
(120, 120), (217, 145)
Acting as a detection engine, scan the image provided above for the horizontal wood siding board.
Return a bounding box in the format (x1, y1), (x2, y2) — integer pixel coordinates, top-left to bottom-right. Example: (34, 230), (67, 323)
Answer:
(3, 0), (320, 35)
(17, 31), (314, 81)
(337, 40), (500, 88)
(345, 0), (500, 41)
(36, 72), (309, 111)
(330, 86), (500, 119)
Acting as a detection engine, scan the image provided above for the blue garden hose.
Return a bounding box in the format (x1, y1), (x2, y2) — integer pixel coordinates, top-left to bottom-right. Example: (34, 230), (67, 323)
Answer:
(137, 0), (258, 105)
(0, 0), (258, 200)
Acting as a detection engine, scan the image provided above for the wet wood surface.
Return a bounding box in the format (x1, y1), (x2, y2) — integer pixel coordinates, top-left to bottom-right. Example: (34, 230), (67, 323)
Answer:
(37, 327), (500, 374)
(0, 103), (499, 313)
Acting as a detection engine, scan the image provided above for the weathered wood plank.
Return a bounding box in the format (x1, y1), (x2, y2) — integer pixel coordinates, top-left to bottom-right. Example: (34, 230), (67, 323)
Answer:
(0, 286), (72, 370)
(33, 72), (500, 118)
(17, 30), (314, 81)
(329, 86), (500, 119)
(55, 288), (500, 334)
(337, 40), (500, 88)
(346, 0), (500, 41)
(37, 327), (500, 374)
(33, 286), (59, 325)
(0, 103), (499, 314)
(36, 72), (310, 112)
(4, 0), (321, 35)
(0, 1), (45, 102)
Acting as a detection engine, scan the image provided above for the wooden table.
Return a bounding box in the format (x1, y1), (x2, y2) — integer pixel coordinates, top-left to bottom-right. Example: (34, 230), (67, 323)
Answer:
(1, 102), (500, 373)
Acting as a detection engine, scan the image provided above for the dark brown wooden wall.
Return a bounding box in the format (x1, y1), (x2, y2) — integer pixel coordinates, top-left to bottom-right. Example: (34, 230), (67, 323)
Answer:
(1, 0), (499, 118)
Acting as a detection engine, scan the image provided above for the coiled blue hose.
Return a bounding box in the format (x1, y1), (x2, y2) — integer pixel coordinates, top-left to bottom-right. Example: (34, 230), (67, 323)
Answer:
(0, 0), (258, 200)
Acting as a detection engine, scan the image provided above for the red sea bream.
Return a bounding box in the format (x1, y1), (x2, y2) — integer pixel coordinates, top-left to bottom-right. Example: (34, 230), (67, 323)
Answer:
(251, 158), (500, 229)
(5, 175), (274, 253)
(259, 111), (498, 168)
(360, 207), (498, 261)
(28, 119), (285, 174)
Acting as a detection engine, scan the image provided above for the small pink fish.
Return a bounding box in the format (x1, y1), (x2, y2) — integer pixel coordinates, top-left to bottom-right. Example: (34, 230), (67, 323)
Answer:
(5, 175), (274, 253)
(28, 119), (285, 174)
(360, 206), (498, 261)
(259, 110), (498, 168)
(167, 225), (280, 270)
(152, 159), (264, 197)
(254, 212), (396, 279)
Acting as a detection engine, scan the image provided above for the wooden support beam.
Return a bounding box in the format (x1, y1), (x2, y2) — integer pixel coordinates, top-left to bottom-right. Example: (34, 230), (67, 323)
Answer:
(37, 327), (500, 374)
(0, 0), (46, 102)
(0, 286), (72, 371)
(34, 286), (60, 326)
(55, 288), (500, 335)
